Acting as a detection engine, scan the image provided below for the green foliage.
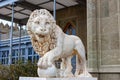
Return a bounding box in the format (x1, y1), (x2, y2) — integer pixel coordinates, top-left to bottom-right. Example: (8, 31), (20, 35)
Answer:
(0, 61), (38, 80)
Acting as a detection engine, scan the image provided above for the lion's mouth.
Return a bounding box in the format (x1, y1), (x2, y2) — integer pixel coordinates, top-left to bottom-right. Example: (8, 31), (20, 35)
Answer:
(38, 34), (45, 38)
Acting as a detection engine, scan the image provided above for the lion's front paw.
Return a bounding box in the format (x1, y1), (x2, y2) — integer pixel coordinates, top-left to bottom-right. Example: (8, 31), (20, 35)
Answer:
(37, 56), (52, 69)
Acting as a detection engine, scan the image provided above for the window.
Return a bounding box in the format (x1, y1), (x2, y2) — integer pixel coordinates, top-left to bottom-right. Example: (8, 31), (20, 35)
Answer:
(12, 49), (19, 64)
(66, 25), (76, 35)
(64, 22), (76, 35)
(33, 51), (39, 63)
(28, 56), (32, 61)
(0, 50), (9, 64)
(28, 47), (33, 62)
(21, 48), (25, 55)
(28, 47), (32, 55)
(20, 48), (26, 63)
(28, 47), (39, 63)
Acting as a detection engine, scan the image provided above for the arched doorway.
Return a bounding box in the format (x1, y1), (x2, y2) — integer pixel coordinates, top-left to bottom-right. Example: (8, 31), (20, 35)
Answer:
(63, 22), (76, 35)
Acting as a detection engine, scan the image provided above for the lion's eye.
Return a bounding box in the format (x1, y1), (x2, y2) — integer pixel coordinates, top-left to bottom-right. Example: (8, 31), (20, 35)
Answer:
(35, 21), (40, 24)
(45, 22), (50, 25)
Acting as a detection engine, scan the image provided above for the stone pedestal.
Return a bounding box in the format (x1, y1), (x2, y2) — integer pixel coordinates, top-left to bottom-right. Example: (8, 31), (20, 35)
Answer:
(19, 77), (97, 80)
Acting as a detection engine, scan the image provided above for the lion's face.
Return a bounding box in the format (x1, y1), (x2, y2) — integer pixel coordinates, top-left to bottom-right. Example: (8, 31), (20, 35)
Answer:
(31, 16), (52, 38)
(27, 9), (56, 42)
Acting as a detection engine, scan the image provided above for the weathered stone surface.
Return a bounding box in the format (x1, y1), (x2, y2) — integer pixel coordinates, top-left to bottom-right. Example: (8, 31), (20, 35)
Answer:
(87, 0), (98, 71)
(87, 1), (120, 78)
(19, 77), (97, 80)
(101, 50), (120, 65)
(99, 74), (120, 80)
(27, 9), (91, 78)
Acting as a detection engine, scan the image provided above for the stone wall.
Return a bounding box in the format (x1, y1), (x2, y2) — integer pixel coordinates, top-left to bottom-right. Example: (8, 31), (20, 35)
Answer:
(87, 0), (120, 80)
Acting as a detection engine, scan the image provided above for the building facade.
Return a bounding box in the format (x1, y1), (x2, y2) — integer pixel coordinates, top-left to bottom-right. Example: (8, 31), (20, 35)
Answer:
(0, 23), (39, 64)
(87, 0), (120, 80)
(0, 34), (39, 65)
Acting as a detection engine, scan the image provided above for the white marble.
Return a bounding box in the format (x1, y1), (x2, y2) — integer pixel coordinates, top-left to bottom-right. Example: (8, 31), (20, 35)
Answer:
(26, 9), (92, 78)
(19, 77), (97, 80)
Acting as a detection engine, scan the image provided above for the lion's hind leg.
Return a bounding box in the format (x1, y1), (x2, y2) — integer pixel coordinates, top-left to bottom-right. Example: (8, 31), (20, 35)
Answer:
(74, 40), (92, 77)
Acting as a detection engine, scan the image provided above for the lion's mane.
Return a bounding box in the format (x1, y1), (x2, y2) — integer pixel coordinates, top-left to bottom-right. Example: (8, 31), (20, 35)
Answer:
(26, 9), (57, 56)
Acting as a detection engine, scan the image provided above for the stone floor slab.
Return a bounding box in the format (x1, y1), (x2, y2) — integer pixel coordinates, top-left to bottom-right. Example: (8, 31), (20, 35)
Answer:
(19, 77), (97, 80)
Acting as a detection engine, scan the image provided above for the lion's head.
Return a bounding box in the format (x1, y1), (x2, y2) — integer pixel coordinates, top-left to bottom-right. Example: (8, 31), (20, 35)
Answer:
(27, 9), (56, 40)
(26, 9), (57, 56)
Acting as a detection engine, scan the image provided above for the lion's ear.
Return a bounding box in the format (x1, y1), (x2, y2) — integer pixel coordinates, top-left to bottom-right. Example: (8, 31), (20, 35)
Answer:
(26, 9), (40, 30)
(30, 9), (39, 18)
(27, 9), (39, 25)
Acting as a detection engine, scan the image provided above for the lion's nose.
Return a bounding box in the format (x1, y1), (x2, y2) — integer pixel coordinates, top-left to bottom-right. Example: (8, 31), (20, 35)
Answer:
(40, 29), (46, 31)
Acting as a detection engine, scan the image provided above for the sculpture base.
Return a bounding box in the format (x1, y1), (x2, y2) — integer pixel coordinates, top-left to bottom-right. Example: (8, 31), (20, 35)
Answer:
(19, 77), (97, 80)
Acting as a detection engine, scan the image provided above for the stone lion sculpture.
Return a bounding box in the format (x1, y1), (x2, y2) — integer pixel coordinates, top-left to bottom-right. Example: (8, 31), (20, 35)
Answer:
(26, 9), (92, 78)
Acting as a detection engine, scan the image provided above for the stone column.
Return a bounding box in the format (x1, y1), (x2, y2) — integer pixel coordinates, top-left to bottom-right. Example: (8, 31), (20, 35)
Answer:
(98, 0), (120, 72)
(87, 0), (98, 72)
(87, 0), (120, 79)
